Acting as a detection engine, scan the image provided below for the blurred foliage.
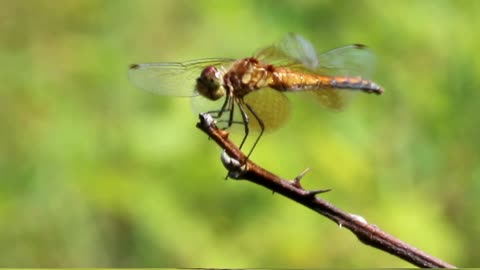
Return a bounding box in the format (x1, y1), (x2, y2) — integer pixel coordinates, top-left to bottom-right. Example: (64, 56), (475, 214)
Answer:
(0, 0), (479, 267)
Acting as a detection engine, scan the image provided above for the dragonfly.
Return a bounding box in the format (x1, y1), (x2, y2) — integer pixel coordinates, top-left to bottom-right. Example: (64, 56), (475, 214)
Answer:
(129, 33), (383, 158)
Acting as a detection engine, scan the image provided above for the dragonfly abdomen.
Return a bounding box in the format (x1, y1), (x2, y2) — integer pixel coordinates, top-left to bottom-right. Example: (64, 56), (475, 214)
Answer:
(328, 76), (383, 94)
(271, 69), (383, 95)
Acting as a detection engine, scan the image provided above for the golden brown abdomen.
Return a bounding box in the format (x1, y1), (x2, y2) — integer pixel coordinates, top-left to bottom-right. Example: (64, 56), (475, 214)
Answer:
(271, 68), (383, 95)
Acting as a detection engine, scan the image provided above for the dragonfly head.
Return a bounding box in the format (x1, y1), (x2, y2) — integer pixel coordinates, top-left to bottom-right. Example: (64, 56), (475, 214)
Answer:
(196, 66), (225, 100)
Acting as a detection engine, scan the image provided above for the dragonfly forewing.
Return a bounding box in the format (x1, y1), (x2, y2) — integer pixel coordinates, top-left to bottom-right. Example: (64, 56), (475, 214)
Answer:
(128, 58), (234, 96)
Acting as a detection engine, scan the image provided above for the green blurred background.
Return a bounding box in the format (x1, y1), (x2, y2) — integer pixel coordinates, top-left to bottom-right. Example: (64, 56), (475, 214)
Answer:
(1, 0), (478, 267)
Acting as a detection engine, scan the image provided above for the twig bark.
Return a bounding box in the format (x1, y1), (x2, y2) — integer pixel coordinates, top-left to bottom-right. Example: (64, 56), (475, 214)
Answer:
(196, 113), (456, 268)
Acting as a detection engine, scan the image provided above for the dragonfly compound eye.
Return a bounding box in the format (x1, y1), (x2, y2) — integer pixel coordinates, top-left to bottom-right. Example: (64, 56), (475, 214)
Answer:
(196, 66), (225, 100)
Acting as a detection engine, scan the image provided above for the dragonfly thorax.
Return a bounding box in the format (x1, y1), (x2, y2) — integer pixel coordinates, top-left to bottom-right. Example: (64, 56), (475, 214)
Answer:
(223, 58), (274, 98)
(196, 66), (226, 100)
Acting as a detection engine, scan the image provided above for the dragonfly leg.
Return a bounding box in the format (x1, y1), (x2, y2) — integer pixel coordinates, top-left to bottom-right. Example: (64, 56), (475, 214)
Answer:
(244, 102), (265, 159)
(208, 94), (232, 119)
(216, 120), (244, 125)
(227, 97), (235, 128)
(223, 97), (247, 180)
(209, 96), (239, 132)
(236, 100), (250, 151)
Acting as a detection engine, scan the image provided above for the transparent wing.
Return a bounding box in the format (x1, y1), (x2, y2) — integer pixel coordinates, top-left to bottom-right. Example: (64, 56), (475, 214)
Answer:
(308, 89), (348, 111)
(255, 32), (318, 70)
(316, 44), (376, 78)
(243, 88), (291, 132)
(255, 32), (376, 78)
(298, 42), (379, 110)
(255, 33), (378, 110)
(128, 58), (235, 96)
(190, 94), (227, 115)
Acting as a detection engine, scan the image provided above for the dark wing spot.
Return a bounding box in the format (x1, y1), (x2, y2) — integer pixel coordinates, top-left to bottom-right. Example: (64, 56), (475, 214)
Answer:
(129, 64), (140, 69)
(352, 44), (368, 49)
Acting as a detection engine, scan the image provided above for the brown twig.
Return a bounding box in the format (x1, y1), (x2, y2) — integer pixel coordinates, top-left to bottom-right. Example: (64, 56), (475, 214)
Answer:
(196, 113), (456, 268)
